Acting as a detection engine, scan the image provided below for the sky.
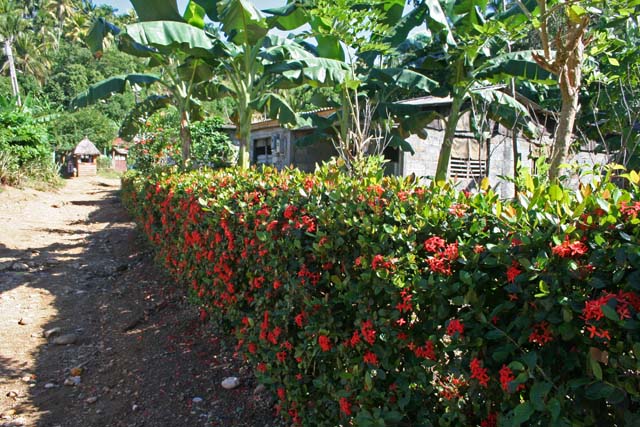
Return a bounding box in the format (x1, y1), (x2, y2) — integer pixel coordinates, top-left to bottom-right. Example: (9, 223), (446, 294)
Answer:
(96, 0), (287, 14)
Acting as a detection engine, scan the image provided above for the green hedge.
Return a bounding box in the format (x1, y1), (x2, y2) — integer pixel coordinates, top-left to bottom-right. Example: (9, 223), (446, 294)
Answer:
(121, 163), (640, 426)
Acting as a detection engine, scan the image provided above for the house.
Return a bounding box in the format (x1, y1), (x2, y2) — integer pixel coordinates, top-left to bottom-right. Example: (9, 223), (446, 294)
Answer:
(111, 137), (129, 172)
(239, 96), (607, 198)
(72, 136), (101, 177)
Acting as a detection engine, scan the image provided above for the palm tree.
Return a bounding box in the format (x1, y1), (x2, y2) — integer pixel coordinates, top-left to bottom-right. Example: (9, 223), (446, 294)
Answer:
(44, 0), (76, 49)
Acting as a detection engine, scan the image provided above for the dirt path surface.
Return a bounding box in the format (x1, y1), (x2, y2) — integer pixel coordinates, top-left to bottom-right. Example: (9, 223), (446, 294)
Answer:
(0, 177), (274, 427)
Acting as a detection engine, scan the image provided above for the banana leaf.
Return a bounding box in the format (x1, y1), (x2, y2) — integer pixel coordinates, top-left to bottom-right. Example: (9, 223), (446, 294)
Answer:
(366, 68), (439, 93)
(477, 50), (556, 84)
(86, 17), (121, 56)
(218, 0), (269, 45)
(118, 21), (219, 60)
(118, 95), (173, 140)
(131, 0), (184, 22)
(251, 92), (300, 127)
(71, 74), (161, 109)
(265, 57), (350, 87)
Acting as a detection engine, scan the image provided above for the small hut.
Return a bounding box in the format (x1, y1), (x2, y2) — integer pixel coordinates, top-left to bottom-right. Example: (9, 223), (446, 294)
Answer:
(111, 137), (129, 172)
(73, 136), (101, 177)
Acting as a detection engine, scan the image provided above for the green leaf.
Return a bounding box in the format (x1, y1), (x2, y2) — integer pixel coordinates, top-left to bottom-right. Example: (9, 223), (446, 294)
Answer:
(601, 304), (619, 322)
(530, 381), (552, 411)
(184, 0), (207, 29)
(549, 184), (563, 201)
(478, 50), (555, 83)
(522, 351), (537, 370)
(512, 402), (534, 426)
(218, 0), (269, 45)
(119, 21), (219, 59)
(131, 0), (184, 22)
(368, 68), (438, 93)
(71, 74), (161, 109)
(86, 18), (121, 56)
(589, 357), (603, 380)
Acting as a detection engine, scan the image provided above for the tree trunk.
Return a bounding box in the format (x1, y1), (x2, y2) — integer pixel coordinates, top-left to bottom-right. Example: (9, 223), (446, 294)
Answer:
(4, 39), (21, 106)
(179, 109), (191, 167)
(548, 28), (585, 182)
(236, 108), (251, 169)
(434, 92), (463, 182)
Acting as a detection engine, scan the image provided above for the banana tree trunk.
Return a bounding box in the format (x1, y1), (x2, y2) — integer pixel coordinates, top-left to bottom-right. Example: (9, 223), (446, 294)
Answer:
(179, 109), (192, 167)
(236, 107), (251, 169)
(434, 92), (464, 182)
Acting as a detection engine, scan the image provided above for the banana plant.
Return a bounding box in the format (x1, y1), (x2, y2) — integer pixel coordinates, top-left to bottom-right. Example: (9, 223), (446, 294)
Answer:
(77, 0), (349, 169)
(74, 13), (225, 165)
(182, 0), (350, 169)
(392, 0), (553, 182)
(263, 0), (443, 170)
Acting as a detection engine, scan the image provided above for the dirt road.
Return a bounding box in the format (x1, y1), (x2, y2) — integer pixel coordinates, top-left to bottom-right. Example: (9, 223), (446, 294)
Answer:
(0, 177), (273, 427)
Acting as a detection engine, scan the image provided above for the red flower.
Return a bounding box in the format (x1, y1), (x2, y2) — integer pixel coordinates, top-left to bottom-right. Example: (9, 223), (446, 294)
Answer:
(257, 362), (267, 373)
(470, 358), (490, 387)
(552, 236), (588, 258)
(481, 412), (497, 427)
(363, 350), (379, 365)
(446, 319), (464, 337)
(499, 365), (515, 392)
(318, 335), (331, 352)
(277, 387), (285, 401)
(339, 397), (352, 416)
(294, 311), (306, 328)
(360, 320), (376, 345)
(276, 351), (287, 362)
(413, 340), (436, 361)
(585, 324), (611, 342)
(247, 342), (257, 354)
(284, 205), (297, 220)
(424, 236), (446, 253)
(528, 321), (553, 346)
(396, 290), (413, 313)
(506, 261), (522, 283)
(371, 254), (394, 271)
(473, 244), (485, 254)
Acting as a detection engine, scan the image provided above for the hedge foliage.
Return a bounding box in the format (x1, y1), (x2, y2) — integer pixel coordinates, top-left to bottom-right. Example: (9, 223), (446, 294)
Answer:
(121, 162), (640, 426)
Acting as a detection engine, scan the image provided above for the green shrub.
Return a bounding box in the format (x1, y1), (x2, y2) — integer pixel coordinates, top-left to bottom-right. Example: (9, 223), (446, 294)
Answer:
(122, 162), (640, 426)
(0, 110), (50, 165)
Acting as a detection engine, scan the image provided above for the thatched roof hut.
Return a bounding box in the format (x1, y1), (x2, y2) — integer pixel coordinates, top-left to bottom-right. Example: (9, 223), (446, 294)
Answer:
(74, 136), (101, 156)
(71, 136), (100, 177)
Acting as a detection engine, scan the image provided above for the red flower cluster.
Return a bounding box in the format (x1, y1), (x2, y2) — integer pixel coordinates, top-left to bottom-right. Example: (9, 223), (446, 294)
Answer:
(480, 412), (497, 427)
(583, 291), (640, 322)
(528, 321), (553, 346)
(412, 340), (436, 361)
(363, 350), (379, 366)
(620, 200), (640, 218)
(424, 237), (458, 276)
(339, 397), (352, 416)
(446, 319), (464, 338)
(506, 261), (522, 283)
(470, 358), (490, 387)
(360, 320), (376, 345)
(448, 203), (468, 217)
(396, 289), (413, 313)
(499, 365), (524, 393)
(371, 254), (395, 271)
(551, 236), (588, 258)
(318, 335), (331, 352)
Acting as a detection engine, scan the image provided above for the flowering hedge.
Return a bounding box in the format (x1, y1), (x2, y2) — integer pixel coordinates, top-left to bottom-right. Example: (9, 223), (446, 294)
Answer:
(121, 163), (640, 426)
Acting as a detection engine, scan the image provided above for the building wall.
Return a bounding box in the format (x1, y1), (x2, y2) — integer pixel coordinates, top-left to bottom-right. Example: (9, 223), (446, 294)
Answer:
(77, 161), (97, 176)
(291, 129), (338, 172)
